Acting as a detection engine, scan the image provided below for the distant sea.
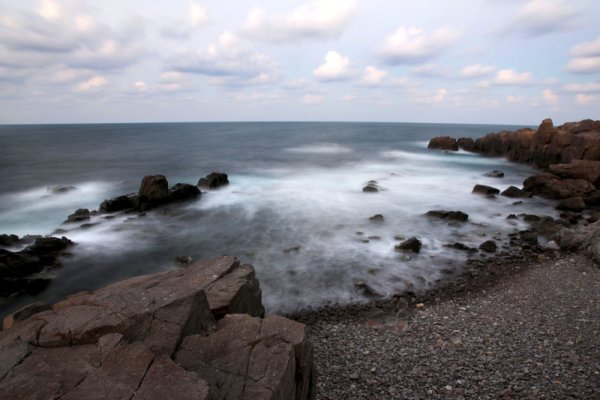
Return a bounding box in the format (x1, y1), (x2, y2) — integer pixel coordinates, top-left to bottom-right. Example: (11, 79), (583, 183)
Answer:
(0, 122), (556, 316)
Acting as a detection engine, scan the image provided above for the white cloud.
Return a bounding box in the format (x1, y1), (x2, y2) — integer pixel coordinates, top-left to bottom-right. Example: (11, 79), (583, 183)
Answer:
(542, 89), (559, 105)
(75, 75), (106, 92)
(566, 56), (600, 74)
(460, 64), (495, 78)
(563, 81), (600, 93)
(506, 95), (526, 104)
(133, 81), (147, 91)
(189, 2), (210, 28)
(378, 26), (460, 65)
(170, 31), (279, 85)
(341, 94), (355, 102)
(303, 94), (324, 104)
(313, 51), (352, 81)
(410, 64), (446, 78)
(492, 69), (532, 85)
(361, 66), (386, 86)
(570, 36), (600, 58)
(413, 88), (448, 104)
(37, 0), (61, 21)
(284, 78), (310, 90)
(243, 0), (357, 43)
(576, 93), (597, 105)
(510, 0), (579, 36)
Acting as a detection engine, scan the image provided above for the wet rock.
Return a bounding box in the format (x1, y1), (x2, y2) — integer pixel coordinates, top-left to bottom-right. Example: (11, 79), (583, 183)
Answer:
(283, 245), (301, 254)
(484, 170), (504, 178)
(457, 137), (475, 151)
(363, 184), (379, 193)
(523, 173), (595, 199)
(369, 214), (384, 222)
(428, 136), (458, 151)
(556, 196), (585, 212)
(354, 281), (383, 298)
(501, 186), (532, 198)
(47, 185), (76, 194)
(64, 208), (91, 224)
(445, 243), (476, 252)
(0, 234), (20, 248)
(472, 184), (500, 196)
(99, 194), (137, 213)
(198, 172), (229, 189)
(479, 240), (497, 253)
(425, 210), (469, 222)
(139, 175), (169, 208)
(168, 183), (201, 202)
(174, 256), (193, 266)
(395, 237), (422, 253)
(585, 191), (600, 206)
(507, 214), (518, 220)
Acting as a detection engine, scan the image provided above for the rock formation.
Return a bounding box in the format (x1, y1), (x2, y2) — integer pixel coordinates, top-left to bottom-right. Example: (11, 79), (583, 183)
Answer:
(198, 173), (229, 190)
(0, 256), (315, 400)
(427, 136), (458, 151)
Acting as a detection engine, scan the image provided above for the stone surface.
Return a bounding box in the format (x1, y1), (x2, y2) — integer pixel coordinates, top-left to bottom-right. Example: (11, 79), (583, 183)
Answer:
(457, 137), (475, 151)
(425, 210), (469, 222)
(168, 183), (201, 202)
(64, 208), (91, 224)
(198, 172), (229, 190)
(523, 174), (595, 199)
(472, 184), (500, 196)
(428, 136), (458, 151)
(556, 196), (586, 212)
(501, 186), (532, 198)
(139, 175), (169, 208)
(3, 302), (51, 331)
(362, 184), (379, 193)
(548, 160), (600, 186)
(0, 256), (313, 399)
(395, 237), (422, 253)
(99, 194), (136, 213)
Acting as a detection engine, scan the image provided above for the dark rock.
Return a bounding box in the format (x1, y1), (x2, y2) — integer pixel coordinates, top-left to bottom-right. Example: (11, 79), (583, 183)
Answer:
(64, 208), (91, 224)
(444, 243), (476, 252)
(362, 184), (379, 193)
(428, 136), (458, 151)
(501, 186), (532, 198)
(395, 237), (422, 253)
(174, 256), (193, 266)
(354, 281), (383, 298)
(521, 214), (541, 222)
(198, 172), (229, 190)
(457, 137), (475, 151)
(556, 196), (585, 212)
(523, 173), (595, 199)
(507, 214), (518, 220)
(369, 214), (384, 222)
(472, 184), (500, 196)
(479, 240), (497, 253)
(169, 183), (201, 202)
(99, 194), (136, 213)
(47, 185), (76, 194)
(425, 210), (468, 222)
(585, 191), (600, 206)
(283, 246), (301, 254)
(139, 175), (169, 208)
(484, 170), (504, 178)
(0, 234), (20, 248)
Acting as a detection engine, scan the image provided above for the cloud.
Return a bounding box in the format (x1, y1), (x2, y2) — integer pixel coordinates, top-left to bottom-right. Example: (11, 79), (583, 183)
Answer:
(410, 64), (447, 78)
(243, 0), (357, 43)
(566, 36), (600, 74)
(313, 51), (352, 81)
(378, 26), (460, 65)
(460, 64), (495, 78)
(303, 94), (324, 104)
(563, 81), (600, 93)
(169, 31), (279, 86)
(492, 69), (532, 85)
(75, 75), (107, 92)
(542, 89), (559, 105)
(575, 93), (597, 105)
(509, 0), (580, 36)
(361, 66), (387, 86)
(189, 2), (210, 28)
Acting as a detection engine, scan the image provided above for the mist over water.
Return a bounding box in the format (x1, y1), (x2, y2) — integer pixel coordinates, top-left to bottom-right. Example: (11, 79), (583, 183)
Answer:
(0, 122), (555, 315)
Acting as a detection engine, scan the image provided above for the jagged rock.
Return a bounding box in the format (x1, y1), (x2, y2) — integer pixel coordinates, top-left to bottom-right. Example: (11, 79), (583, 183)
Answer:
(395, 237), (422, 253)
(479, 240), (497, 253)
(501, 186), (532, 198)
(556, 196), (585, 212)
(64, 208), (91, 224)
(549, 160), (600, 186)
(457, 137), (475, 151)
(472, 184), (500, 196)
(198, 172), (229, 190)
(428, 136), (458, 151)
(99, 194), (137, 213)
(169, 183), (201, 202)
(523, 173), (595, 199)
(425, 210), (469, 222)
(0, 257), (313, 400)
(484, 170), (504, 178)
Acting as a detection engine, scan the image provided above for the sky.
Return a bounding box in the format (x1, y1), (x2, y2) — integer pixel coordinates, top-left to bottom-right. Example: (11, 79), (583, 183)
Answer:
(0, 0), (599, 125)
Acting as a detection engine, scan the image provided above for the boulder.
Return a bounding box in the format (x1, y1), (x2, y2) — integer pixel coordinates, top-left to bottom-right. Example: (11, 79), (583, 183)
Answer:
(556, 197), (585, 212)
(479, 240), (497, 253)
(198, 172), (229, 190)
(472, 184), (500, 196)
(425, 210), (468, 222)
(457, 137), (475, 152)
(585, 191), (600, 206)
(99, 194), (136, 213)
(64, 208), (91, 224)
(523, 173), (595, 199)
(428, 136), (458, 151)
(0, 234), (20, 248)
(395, 237), (422, 253)
(548, 160), (600, 186)
(0, 257), (314, 399)
(169, 183), (201, 202)
(501, 186), (532, 198)
(139, 175), (169, 206)
(362, 184), (379, 193)
(484, 170), (504, 178)
(369, 214), (384, 222)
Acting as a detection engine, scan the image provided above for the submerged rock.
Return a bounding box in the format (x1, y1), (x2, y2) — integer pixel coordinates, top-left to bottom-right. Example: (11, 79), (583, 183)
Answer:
(198, 172), (229, 189)
(168, 183), (201, 202)
(47, 185), (76, 195)
(363, 184), (379, 193)
(369, 214), (385, 222)
(484, 170), (504, 178)
(99, 194), (137, 213)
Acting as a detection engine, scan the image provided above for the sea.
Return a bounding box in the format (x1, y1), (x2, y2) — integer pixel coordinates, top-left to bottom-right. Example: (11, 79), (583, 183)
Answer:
(0, 122), (557, 317)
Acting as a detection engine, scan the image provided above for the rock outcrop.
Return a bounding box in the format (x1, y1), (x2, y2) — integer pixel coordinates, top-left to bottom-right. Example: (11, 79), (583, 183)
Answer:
(0, 256), (315, 400)
(428, 136), (458, 151)
(198, 173), (229, 190)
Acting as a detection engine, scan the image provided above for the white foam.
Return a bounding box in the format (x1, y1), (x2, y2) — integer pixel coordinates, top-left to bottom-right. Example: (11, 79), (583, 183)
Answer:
(285, 143), (353, 154)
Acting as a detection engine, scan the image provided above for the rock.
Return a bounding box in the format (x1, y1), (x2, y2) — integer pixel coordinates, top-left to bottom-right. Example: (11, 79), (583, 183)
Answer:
(556, 196), (585, 212)
(479, 240), (497, 253)
(585, 191), (600, 206)
(472, 184), (500, 196)
(415, 303), (424, 309)
(428, 136), (458, 151)
(3, 301), (51, 330)
(174, 256), (193, 266)
(548, 160), (600, 186)
(47, 185), (76, 194)
(168, 183), (201, 202)
(198, 172), (229, 190)
(395, 237), (422, 253)
(369, 214), (384, 222)
(0, 234), (20, 248)
(139, 175), (169, 207)
(501, 186), (532, 198)
(99, 194), (136, 213)
(445, 243), (475, 252)
(363, 184), (379, 193)
(425, 210), (469, 222)
(64, 208), (91, 224)
(457, 137), (475, 151)
(523, 173), (595, 199)
(283, 245), (301, 254)
(484, 170), (504, 178)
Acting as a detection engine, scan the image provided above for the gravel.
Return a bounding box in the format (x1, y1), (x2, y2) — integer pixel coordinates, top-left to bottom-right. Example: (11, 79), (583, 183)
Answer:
(292, 252), (600, 399)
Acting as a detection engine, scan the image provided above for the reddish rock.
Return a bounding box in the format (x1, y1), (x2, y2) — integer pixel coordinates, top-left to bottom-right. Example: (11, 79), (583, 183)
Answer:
(428, 136), (458, 151)
(3, 302), (51, 331)
(549, 160), (600, 186)
(457, 137), (475, 151)
(523, 173), (595, 199)
(556, 197), (586, 212)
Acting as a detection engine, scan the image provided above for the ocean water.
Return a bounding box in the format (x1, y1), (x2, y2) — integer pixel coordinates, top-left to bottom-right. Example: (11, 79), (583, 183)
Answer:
(0, 122), (557, 316)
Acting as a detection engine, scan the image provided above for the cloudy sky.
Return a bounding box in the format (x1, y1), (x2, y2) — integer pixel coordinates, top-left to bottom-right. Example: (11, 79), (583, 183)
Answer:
(1, 0), (599, 124)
